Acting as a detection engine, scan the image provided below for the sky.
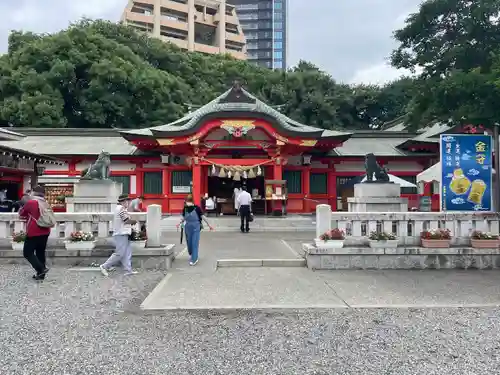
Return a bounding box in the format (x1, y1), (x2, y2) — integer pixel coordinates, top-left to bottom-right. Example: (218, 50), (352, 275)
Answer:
(0, 0), (421, 85)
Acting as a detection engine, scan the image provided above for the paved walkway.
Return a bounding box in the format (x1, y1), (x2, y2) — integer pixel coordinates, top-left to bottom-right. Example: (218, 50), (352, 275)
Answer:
(143, 232), (500, 310)
(161, 231), (311, 272)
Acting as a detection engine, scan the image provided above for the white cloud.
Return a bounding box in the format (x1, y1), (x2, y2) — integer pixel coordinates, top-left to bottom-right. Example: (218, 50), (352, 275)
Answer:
(349, 62), (414, 85)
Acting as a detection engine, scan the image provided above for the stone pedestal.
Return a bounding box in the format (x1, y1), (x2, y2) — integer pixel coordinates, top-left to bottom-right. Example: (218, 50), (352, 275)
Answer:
(348, 183), (408, 212)
(316, 204), (332, 238)
(66, 180), (122, 213)
(146, 204), (162, 247)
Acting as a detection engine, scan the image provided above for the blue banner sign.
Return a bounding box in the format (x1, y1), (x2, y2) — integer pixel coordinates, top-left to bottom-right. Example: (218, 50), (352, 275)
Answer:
(440, 134), (493, 211)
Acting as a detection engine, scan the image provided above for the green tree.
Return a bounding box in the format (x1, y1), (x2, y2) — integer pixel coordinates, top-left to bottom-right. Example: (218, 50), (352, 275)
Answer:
(0, 19), (413, 129)
(391, 0), (500, 128)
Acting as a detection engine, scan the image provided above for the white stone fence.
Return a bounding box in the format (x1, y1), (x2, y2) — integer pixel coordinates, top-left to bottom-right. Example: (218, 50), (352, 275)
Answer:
(316, 205), (500, 247)
(0, 204), (163, 248)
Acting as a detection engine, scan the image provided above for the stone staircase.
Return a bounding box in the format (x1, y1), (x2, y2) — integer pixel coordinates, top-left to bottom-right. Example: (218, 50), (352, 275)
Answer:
(161, 215), (316, 232)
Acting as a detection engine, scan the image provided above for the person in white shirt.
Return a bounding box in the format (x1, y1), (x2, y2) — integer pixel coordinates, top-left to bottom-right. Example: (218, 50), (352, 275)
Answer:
(236, 187), (252, 233)
(100, 194), (138, 276)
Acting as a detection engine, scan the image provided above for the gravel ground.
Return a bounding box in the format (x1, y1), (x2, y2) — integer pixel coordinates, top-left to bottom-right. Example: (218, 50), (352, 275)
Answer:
(1, 265), (500, 375)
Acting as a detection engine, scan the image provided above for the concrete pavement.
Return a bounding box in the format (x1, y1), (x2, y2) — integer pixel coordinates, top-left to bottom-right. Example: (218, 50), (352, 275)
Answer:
(143, 231), (500, 310)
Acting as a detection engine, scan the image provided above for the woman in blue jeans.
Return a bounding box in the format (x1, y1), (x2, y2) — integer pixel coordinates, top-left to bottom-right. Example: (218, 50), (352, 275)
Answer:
(177, 194), (213, 265)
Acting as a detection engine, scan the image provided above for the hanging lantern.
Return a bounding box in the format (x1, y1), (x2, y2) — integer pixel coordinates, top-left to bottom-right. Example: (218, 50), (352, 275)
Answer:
(243, 170), (247, 179)
(212, 164), (216, 175)
(248, 168), (256, 179)
(228, 170), (232, 178)
(219, 168), (226, 178)
(233, 171), (241, 181)
(257, 166), (262, 176)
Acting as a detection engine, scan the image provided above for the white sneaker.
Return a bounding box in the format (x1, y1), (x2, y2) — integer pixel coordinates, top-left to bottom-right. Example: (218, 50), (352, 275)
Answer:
(189, 259), (199, 266)
(99, 265), (109, 277)
(125, 270), (139, 276)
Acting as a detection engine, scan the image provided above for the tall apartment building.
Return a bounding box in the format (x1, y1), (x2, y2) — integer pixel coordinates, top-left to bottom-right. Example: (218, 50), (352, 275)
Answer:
(121, 0), (247, 60)
(230, 0), (287, 69)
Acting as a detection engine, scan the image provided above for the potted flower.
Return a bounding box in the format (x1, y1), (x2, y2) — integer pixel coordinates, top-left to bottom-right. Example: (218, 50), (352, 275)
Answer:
(11, 231), (26, 251)
(65, 231), (96, 251)
(314, 228), (345, 249)
(368, 231), (398, 248)
(470, 230), (499, 248)
(420, 228), (451, 248)
(130, 228), (147, 250)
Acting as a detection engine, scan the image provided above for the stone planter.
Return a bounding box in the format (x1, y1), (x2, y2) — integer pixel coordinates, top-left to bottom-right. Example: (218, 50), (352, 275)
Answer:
(421, 239), (450, 248)
(131, 240), (147, 250)
(11, 242), (24, 251)
(314, 239), (344, 249)
(64, 241), (96, 251)
(471, 239), (499, 249)
(368, 239), (398, 249)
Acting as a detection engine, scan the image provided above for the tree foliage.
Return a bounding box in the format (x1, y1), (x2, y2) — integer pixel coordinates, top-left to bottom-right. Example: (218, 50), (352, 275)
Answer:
(391, 0), (500, 128)
(0, 20), (413, 129)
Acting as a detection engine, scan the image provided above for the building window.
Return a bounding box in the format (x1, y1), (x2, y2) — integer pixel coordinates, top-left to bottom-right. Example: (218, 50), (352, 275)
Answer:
(274, 12), (282, 19)
(171, 170), (192, 193)
(273, 41), (282, 49)
(110, 175), (131, 194)
(273, 60), (283, 69)
(143, 171), (162, 195)
(274, 1), (282, 9)
(273, 22), (283, 29)
(398, 176), (418, 194)
(284, 170), (302, 194)
(274, 31), (282, 40)
(273, 51), (282, 59)
(310, 173), (327, 194)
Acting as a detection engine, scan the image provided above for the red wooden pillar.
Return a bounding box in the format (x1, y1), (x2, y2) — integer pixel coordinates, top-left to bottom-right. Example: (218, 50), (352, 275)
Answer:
(273, 163), (283, 180)
(135, 162), (144, 197)
(192, 161), (202, 205)
(303, 167), (311, 212)
(162, 168), (170, 213)
(328, 162), (337, 211)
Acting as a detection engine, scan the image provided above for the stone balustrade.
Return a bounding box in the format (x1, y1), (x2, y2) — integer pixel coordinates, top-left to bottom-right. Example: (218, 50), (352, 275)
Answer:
(308, 205), (500, 270)
(318, 205), (500, 246)
(0, 212), (147, 248)
(0, 205), (174, 269)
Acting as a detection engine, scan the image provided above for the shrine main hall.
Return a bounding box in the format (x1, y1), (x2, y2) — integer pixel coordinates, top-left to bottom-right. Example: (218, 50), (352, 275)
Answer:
(0, 83), (445, 213)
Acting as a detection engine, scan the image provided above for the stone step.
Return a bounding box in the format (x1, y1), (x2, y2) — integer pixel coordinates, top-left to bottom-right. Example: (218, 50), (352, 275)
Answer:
(217, 258), (306, 268)
(161, 216), (315, 232)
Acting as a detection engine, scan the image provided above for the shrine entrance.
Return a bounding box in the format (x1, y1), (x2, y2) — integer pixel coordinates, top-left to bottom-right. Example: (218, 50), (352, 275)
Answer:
(206, 163), (268, 215)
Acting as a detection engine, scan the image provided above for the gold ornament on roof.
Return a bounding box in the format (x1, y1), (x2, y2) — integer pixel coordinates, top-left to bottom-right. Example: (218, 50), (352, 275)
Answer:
(300, 140), (317, 147)
(157, 138), (175, 146)
(220, 120), (256, 138)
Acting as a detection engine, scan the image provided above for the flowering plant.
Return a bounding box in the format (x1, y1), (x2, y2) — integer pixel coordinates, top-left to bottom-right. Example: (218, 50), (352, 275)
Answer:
(471, 230), (499, 240)
(368, 231), (397, 241)
(420, 229), (451, 240)
(12, 231), (26, 243)
(319, 228), (345, 241)
(68, 231), (94, 242)
(130, 228), (147, 241)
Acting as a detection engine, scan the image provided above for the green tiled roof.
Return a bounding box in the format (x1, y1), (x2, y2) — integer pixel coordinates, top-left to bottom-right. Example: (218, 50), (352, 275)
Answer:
(0, 136), (136, 155)
(121, 85), (351, 139)
(330, 137), (409, 156)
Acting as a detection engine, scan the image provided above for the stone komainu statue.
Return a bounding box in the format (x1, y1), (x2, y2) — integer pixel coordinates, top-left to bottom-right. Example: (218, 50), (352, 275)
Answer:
(364, 153), (390, 183)
(81, 151), (111, 180)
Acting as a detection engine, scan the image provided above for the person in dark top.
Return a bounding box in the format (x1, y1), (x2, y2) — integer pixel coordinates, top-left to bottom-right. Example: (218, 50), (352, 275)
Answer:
(176, 194), (213, 266)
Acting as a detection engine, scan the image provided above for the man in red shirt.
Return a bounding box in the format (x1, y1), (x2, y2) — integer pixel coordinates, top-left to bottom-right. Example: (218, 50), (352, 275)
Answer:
(19, 185), (51, 280)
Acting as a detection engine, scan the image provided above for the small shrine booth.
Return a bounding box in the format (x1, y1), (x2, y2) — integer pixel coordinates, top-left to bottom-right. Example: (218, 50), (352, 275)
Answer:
(120, 82), (352, 214)
(0, 128), (62, 208)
